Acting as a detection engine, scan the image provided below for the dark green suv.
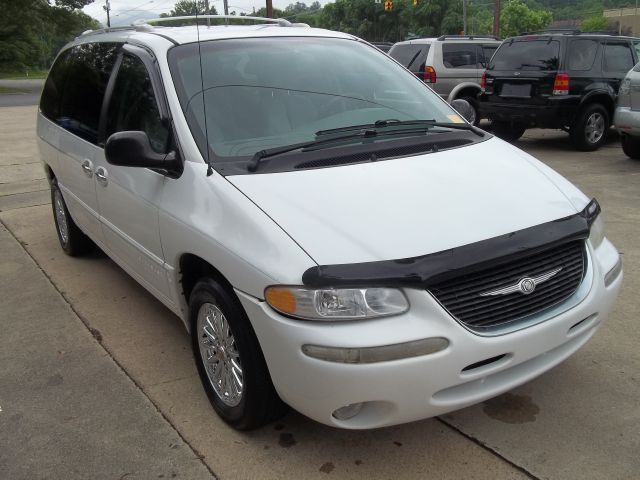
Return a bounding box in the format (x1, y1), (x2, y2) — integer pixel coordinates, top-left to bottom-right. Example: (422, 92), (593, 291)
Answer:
(479, 32), (640, 150)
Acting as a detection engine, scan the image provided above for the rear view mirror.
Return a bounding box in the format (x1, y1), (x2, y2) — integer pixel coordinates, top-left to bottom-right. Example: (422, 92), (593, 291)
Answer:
(105, 131), (178, 170)
(450, 99), (474, 123)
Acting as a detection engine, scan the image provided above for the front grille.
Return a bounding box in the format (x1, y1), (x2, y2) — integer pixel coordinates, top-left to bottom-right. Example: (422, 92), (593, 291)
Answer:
(428, 241), (587, 332)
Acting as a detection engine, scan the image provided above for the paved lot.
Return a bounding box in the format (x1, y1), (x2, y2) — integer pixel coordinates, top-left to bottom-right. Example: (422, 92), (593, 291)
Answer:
(1, 105), (638, 479)
(0, 79), (44, 107)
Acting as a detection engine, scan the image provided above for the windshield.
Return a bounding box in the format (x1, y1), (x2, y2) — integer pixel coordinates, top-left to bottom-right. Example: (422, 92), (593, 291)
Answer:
(168, 37), (457, 167)
(489, 39), (560, 71)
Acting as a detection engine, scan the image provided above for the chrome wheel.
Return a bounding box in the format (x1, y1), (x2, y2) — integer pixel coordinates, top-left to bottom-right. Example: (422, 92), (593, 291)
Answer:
(53, 188), (69, 245)
(585, 112), (605, 144)
(197, 303), (243, 407)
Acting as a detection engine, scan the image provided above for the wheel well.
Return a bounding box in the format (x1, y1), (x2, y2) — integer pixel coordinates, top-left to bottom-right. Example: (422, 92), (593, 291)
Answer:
(179, 254), (234, 304)
(44, 164), (55, 183)
(452, 86), (481, 102)
(581, 94), (615, 119)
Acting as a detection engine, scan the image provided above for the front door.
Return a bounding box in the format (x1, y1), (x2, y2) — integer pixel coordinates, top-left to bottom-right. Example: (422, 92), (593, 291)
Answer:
(94, 49), (173, 301)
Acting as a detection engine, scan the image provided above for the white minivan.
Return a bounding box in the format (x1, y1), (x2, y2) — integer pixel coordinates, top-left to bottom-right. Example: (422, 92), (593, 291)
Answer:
(37, 17), (623, 430)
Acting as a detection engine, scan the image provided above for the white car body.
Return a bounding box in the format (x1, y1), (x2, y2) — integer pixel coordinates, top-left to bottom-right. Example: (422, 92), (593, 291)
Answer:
(37, 21), (622, 429)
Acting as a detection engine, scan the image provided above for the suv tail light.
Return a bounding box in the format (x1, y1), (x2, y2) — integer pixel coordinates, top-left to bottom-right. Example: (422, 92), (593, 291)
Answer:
(553, 72), (570, 95)
(423, 66), (436, 83)
(481, 72), (487, 93)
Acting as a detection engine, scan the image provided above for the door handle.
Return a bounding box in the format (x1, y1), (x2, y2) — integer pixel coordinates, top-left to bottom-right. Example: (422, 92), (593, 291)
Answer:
(81, 159), (93, 178)
(95, 167), (108, 186)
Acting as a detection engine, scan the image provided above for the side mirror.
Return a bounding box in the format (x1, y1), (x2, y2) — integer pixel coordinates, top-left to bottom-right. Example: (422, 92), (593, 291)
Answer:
(449, 98), (475, 124)
(105, 131), (177, 169)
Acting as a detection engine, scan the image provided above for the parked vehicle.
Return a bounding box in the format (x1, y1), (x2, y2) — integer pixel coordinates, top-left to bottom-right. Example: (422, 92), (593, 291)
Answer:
(38, 17), (622, 431)
(480, 32), (640, 150)
(389, 35), (501, 124)
(613, 63), (640, 159)
(371, 41), (394, 53)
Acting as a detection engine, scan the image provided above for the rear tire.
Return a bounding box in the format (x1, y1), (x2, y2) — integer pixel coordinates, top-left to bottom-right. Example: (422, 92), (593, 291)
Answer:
(189, 277), (287, 430)
(50, 179), (93, 256)
(570, 103), (609, 151)
(621, 134), (640, 159)
(491, 121), (526, 142)
(460, 96), (480, 126)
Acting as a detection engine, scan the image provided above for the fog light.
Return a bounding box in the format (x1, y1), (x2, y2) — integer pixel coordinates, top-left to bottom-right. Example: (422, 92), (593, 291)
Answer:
(332, 402), (364, 420)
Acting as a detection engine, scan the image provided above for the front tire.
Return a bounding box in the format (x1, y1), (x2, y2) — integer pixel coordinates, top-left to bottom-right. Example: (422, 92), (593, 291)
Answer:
(621, 134), (640, 159)
(189, 278), (286, 430)
(460, 96), (480, 126)
(50, 179), (93, 256)
(570, 103), (609, 151)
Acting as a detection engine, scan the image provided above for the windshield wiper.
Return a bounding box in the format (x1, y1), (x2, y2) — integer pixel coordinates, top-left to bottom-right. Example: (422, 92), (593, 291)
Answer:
(247, 130), (378, 172)
(316, 119), (484, 138)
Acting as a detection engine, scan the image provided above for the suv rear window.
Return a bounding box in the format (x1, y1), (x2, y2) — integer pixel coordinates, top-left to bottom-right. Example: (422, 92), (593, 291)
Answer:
(489, 39), (560, 71)
(389, 44), (430, 73)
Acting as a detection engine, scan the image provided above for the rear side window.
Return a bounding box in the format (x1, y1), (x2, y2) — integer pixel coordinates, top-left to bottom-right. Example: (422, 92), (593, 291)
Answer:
(58, 42), (120, 144)
(442, 43), (477, 68)
(389, 44), (430, 73)
(40, 50), (72, 121)
(489, 39), (560, 71)
(106, 55), (169, 153)
(603, 41), (634, 73)
(568, 39), (599, 71)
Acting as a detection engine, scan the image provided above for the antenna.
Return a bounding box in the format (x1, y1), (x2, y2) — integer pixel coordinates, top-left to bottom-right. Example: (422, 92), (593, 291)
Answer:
(194, 9), (213, 176)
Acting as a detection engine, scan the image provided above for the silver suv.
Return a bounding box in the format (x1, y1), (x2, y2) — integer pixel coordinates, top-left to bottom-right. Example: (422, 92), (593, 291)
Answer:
(389, 35), (501, 124)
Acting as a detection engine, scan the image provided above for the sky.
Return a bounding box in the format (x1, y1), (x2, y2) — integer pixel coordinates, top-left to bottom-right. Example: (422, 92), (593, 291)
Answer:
(83, 0), (330, 27)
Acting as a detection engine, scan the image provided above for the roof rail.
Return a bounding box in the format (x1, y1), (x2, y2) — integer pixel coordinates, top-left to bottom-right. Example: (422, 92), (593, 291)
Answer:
(519, 28), (581, 35)
(138, 15), (298, 28)
(79, 24), (154, 37)
(436, 34), (501, 41)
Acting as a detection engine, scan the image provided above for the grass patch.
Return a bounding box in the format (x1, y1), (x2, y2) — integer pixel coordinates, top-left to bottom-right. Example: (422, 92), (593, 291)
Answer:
(0, 86), (26, 94)
(0, 70), (48, 79)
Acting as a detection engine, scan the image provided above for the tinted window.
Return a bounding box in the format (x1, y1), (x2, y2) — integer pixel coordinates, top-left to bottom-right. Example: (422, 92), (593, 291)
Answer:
(568, 39), (599, 71)
(442, 43), (477, 68)
(58, 43), (119, 144)
(40, 50), (72, 121)
(634, 41), (640, 60)
(106, 55), (168, 153)
(489, 39), (560, 71)
(389, 44), (430, 73)
(603, 41), (634, 72)
(480, 45), (498, 67)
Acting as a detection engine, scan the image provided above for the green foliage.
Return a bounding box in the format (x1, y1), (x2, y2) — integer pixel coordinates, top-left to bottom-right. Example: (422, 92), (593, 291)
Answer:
(581, 15), (610, 32)
(500, 0), (553, 37)
(0, 0), (99, 73)
(159, 1), (217, 17)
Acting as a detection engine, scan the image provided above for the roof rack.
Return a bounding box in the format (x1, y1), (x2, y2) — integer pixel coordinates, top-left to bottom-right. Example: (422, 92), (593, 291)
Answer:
(138, 15), (304, 28)
(519, 28), (581, 35)
(79, 24), (154, 37)
(436, 34), (501, 41)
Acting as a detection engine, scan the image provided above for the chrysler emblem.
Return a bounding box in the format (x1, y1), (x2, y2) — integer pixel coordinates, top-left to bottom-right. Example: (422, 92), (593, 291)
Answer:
(514, 72), (521, 76)
(479, 267), (562, 297)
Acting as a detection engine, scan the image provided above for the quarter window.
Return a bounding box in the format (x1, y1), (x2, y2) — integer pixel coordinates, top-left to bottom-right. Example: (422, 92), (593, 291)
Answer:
(58, 43), (119, 144)
(603, 42), (634, 72)
(568, 39), (599, 71)
(442, 43), (477, 69)
(106, 55), (169, 153)
(40, 49), (72, 121)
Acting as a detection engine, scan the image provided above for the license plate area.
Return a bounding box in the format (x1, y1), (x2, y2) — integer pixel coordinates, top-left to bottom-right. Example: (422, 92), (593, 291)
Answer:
(500, 83), (532, 98)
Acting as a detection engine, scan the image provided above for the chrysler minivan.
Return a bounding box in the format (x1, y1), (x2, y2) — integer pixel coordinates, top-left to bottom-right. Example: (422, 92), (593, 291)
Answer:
(37, 17), (622, 430)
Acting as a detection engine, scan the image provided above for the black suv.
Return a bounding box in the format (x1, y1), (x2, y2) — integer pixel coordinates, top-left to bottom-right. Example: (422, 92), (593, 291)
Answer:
(479, 33), (640, 150)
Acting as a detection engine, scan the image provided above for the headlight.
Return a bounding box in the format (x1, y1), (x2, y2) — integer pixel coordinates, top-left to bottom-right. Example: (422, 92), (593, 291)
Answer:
(589, 215), (605, 249)
(264, 286), (409, 321)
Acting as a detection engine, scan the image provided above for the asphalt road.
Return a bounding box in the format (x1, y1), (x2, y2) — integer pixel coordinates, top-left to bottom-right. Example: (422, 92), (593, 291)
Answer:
(1, 105), (638, 480)
(0, 79), (44, 107)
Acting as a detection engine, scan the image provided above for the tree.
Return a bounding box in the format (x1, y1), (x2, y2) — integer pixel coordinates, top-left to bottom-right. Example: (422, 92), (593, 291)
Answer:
(500, 0), (552, 37)
(581, 15), (610, 33)
(160, 1), (217, 17)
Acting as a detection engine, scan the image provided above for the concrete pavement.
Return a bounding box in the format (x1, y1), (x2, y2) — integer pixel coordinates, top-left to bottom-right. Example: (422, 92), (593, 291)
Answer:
(0, 79), (44, 107)
(1, 105), (638, 479)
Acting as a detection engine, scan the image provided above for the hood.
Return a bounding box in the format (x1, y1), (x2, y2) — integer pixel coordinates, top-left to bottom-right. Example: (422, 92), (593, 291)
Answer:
(228, 137), (579, 266)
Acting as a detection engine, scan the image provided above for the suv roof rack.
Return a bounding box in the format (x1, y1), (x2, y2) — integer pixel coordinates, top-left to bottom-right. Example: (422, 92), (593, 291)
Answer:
(436, 34), (501, 41)
(519, 28), (581, 35)
(138, 15), (306, 28)
(79, 24), (154, 37)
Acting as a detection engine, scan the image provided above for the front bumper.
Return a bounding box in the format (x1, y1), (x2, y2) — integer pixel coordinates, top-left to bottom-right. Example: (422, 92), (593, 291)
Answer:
(479, 95), (580, 128)
(613, 106), (640, 136)
(238, 238), (622, 429)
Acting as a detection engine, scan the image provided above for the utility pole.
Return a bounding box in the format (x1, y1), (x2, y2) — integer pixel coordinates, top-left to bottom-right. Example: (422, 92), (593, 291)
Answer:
(204, 0), (211, 25)
(266, 0), (273, 18)
(493, 0), (501, 37)
(223, 0), (229, 15)
(463, 0), (467, 35)
(104, 0), (111, 27)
